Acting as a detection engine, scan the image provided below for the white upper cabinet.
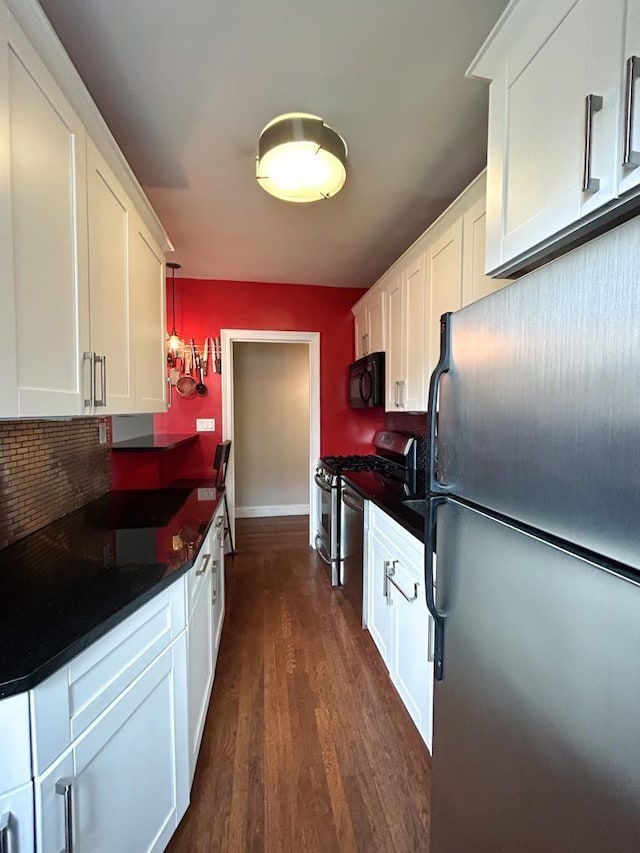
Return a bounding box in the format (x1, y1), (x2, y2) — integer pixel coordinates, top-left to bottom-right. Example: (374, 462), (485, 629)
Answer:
(384, 251), (428, 412)
(384, 270), (406, 409)
(130, 213), (167, 413)
(87, 139), (134, 414)
(354, 171), (506, 412)
(426, 221), (463, 375)
(353, 288), (385, 359)
(619, 0), (640, 196)
(0, 0), (171, 419)
(469, 0), (629, 276)
(0, 4), (17, 416)
(8, 11), (90, 417)
(461, 197), (508, 306)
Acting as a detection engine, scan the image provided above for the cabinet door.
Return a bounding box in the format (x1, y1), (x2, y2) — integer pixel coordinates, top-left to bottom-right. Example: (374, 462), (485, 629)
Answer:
(427, 221), (463, 374)
(0, 4), (17, 417)
(367, 289), (385, 353)
(0, 782), (34, 853)
(87, 139), (133, 414)
(487, 0), (623, 273)
(367, 532), (394, 666)
(188, 563), (214, 782)
(461, 198), (508, 307)
(385, 272), (404, 410)
(130, 213), (166, 412)
(36, 642), (186, 853)
(403, 252), (427, 411)
(388, 559), (434, 751)
(619, 0), (640, 196)
(353, 304), (368, 358)
(8, 14), (90, 416)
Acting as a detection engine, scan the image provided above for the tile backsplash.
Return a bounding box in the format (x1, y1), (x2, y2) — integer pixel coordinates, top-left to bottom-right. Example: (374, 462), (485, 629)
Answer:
(0, 418), (111, 549)
(384, 411), (428, 471)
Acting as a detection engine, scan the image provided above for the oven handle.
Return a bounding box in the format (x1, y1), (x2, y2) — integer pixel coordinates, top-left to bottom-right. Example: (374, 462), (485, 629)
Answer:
(314, 472), (332, 492)
(342, 490), (364, 513)
(314, 534), (333, 565)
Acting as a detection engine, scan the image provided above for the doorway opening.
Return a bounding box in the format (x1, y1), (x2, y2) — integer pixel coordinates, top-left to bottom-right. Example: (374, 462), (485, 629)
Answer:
(221, 330), (320, 546)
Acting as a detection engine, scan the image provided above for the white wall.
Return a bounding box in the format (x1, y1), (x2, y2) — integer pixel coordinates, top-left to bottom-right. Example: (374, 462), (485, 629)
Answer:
(233, 342), (309, 516)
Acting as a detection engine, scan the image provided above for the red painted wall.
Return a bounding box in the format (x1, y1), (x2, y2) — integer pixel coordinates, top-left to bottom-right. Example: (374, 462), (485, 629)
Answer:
(112, 278), (384, 487)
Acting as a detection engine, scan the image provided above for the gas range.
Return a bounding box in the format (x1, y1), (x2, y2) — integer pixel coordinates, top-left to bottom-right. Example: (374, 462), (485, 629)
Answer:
(317, 431), (417, 479)
(314, 431), (419, 588)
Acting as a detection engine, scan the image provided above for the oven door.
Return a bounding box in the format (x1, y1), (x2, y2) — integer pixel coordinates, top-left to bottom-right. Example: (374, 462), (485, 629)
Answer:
(314, 470), (340, 585)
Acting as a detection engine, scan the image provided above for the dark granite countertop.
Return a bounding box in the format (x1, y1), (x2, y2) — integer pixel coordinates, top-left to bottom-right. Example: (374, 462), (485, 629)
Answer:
(0, 486), (223, 699)
(341, 471), (426, 542)
(111, 433), (199, 451)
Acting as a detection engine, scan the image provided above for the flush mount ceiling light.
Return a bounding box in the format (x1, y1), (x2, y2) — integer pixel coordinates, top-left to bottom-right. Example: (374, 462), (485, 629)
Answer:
(256, 112), (348, 203)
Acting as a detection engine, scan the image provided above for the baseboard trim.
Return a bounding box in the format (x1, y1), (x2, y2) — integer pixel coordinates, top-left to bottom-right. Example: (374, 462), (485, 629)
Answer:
(235, 504), (310, 518)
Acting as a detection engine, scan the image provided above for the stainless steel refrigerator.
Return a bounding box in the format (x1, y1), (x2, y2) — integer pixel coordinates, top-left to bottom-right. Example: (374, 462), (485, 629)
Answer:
(425, 215), (640, 853)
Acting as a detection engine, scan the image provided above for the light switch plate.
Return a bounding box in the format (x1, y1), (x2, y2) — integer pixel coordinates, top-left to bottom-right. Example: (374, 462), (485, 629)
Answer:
(98, 422), (108, 445)
(196, 418), (215, 432)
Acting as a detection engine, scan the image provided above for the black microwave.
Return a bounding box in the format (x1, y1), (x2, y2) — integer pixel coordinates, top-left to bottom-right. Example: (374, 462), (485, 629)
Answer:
(349, 352), (385, 408)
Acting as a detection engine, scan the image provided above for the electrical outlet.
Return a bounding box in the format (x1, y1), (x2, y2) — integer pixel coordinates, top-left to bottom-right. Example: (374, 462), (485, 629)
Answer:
(98, 422), (108, 445)
(197, 488), (217, 501)
(196, 418), (215, 432)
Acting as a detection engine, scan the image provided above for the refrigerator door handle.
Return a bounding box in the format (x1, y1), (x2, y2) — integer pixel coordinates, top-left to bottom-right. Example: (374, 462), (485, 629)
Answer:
(425, 495), (448, 681)
(427, 312), (452, 494)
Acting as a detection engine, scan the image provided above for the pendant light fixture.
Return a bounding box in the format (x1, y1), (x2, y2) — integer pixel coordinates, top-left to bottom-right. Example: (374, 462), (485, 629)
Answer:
(166, 262), (182, 353)
(256, 112), (347, 203)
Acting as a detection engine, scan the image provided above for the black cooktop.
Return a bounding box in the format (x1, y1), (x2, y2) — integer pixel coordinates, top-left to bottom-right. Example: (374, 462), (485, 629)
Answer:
(320, 453), (408, 478)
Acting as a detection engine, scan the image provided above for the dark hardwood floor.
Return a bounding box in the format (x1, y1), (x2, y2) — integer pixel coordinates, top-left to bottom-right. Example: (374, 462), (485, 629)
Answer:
(167, 515), (431, 852)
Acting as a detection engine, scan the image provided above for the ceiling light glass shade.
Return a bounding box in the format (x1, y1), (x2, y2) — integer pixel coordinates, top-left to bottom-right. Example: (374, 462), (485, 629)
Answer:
(256, 113), (347, 203)
(167, 331), (182, 353)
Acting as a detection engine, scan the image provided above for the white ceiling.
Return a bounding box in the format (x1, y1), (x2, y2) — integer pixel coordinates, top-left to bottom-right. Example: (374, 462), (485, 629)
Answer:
(38, 0), (508, 288)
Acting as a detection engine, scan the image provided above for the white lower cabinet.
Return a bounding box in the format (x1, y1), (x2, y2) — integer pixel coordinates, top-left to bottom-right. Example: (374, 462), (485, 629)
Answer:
(35, 638), (188, 853)
(366, 504), (434, 751)
(212, 510), (226, 655)
(0, 783), (34, 853)
(367, 530), (395, 664)
(187, 556), (214, 783)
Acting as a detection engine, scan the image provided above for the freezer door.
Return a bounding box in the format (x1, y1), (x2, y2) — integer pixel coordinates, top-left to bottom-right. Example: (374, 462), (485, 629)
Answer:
(431, 499), (640, 853)
(437, 215), (640, 570)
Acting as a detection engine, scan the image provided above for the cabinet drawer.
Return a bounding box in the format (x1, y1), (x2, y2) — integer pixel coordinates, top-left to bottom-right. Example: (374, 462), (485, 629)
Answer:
(30, 579), (186, 775)
(0, 693), (31, 792)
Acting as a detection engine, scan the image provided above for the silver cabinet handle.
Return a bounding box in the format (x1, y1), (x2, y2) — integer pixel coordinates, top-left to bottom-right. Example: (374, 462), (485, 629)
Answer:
(385, 561), (419, 603)
(196, 553), (211, 576)
(623, 56), (640, 168)
(394, 380), (400, 408)
(93, 354), (107, 407)
(363, 332), (369, 355)
(83, 351), (94, 407)
(166, 375), (172, 409)
(582, 93), (603, 193)
(55, 778), (74, 853)
(0, 812), (9, 853)
(399, 380), (405, 408)
(383, 559), (395, 605)
(427, 615), (435, 662)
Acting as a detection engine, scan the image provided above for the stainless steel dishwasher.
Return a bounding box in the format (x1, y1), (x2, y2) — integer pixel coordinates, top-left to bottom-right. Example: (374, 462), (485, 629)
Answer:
(340, 481), (365, 627)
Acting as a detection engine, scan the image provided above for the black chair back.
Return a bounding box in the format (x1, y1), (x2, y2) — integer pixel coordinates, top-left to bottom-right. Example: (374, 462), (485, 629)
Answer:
(213, 440), (231, 488)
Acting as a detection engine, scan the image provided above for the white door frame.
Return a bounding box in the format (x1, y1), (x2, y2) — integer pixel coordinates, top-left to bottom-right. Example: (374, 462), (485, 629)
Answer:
(221, 329), (321, 546)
